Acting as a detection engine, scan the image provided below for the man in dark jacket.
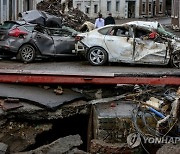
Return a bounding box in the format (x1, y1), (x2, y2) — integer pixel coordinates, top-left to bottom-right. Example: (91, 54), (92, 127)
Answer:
(104, 13), (115, 25)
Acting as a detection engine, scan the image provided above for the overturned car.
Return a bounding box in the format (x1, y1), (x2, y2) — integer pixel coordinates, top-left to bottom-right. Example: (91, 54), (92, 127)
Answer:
(75, 21), (180, 68)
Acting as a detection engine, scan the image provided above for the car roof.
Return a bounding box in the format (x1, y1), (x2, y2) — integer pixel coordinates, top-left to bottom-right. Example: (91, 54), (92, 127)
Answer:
(99, 21), (160, 30)
(4, 20), (36, 26)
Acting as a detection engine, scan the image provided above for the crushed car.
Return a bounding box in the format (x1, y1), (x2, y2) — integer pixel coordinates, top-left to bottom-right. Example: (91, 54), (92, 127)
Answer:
(0, 20), (78, 62)
(19, 10), (62, 28)
(75, 21), (180, 68)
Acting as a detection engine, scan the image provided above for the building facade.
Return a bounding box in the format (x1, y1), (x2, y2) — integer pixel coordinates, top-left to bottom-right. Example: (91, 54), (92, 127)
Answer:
(171, 0), (180, 29)
(73, 0), (166, 19)
(0, 0), (42, 24)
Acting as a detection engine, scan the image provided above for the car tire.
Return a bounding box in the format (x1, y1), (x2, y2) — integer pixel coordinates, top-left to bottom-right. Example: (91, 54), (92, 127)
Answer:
(87, 47), (108, 66)
(18, 44), (36, 63)
(170, 52), (180, 68)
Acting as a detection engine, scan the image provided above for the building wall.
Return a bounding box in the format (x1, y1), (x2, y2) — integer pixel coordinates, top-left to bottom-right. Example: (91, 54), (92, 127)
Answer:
(73, 0), (166, 19)
(73, 0), (140, 19)
(0, 0), (42, 24)
(139, 0), (166, 18)
(171, 0), (180, 29)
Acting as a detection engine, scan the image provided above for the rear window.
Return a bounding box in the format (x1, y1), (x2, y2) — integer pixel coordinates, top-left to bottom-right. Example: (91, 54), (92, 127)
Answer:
(98, 27), (112, 35)
(0, 22), (17, 30)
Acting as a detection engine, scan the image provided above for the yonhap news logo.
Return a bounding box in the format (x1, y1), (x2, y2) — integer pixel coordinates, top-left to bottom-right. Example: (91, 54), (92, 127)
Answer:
(143, 136), (180, 144)
(127, 133), (180, 148)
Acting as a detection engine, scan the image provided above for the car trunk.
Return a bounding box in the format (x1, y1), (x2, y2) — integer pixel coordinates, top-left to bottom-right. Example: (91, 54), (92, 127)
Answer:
(0, 21), (21, 41)
(0, 30), (9, 41)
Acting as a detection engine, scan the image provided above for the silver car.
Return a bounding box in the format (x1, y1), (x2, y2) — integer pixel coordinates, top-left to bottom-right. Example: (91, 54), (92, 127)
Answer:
(0, 21), (77, 62)
(75, 21), (180, 68)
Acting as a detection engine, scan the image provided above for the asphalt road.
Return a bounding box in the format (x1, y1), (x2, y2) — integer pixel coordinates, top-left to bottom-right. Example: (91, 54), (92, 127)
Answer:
(0, 59), (179, 77)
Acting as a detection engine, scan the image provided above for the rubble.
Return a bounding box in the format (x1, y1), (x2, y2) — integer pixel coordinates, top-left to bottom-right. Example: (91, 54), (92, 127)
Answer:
(0, 84), (179, 153)
(0, 142), (8, 154)
(90, 139), (140, 154)
(36, 0), (91, 31)
(15, 135), (84, 154)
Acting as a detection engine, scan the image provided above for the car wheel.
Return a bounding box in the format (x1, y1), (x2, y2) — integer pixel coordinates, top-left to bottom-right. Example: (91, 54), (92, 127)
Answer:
(170, 52), (180, 68)
(87, 47), (108, 66)
(18, 44), (36, 63)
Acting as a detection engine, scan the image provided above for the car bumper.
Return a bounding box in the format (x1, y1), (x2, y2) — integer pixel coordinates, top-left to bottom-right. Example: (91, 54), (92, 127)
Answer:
(75, 41), (88, 56)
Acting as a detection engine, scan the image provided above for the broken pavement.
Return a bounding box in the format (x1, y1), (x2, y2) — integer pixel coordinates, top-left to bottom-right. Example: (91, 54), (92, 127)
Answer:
(0, 83), (179, 153)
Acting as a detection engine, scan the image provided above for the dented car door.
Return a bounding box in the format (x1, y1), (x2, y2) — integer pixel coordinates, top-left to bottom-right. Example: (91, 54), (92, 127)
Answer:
(134, 28), (168, 64)
(104, 26), (135, 62)
(50, 29), (75, 54)
(34, 26), (55, 55)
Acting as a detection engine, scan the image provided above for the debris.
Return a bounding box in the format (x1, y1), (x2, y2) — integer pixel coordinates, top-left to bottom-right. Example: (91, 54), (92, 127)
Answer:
(15, 135), (83, 154)
(170, 98), (180, 119)
(54, 86), (63, 95)
(0, 121), (52, 153)
(145, 97), (163, 110)
(0, 142), (8, 154)
(79, 21), (95, 32)
(36, 0), (90, 31)
(42, 86), (50, 90)
(156, 143), (180, 154)
(0, 98), (23, 111)
(0, 83), (84, 109)
(90, 139), (138, 154)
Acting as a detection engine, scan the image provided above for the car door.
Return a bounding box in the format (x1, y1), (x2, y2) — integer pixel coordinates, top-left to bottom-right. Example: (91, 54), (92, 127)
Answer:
(50, 29), (75, 55)
(134, 28), (168, 64)
(104, 26), (135, 62)
(33, 25), (55, 55)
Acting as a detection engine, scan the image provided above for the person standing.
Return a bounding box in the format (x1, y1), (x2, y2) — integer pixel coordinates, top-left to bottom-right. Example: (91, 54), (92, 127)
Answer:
(95, 14), (104, 28)
(104, 13), (115, 25)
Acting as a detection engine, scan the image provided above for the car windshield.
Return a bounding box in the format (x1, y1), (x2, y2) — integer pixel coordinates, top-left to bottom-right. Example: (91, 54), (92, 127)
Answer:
(0, 22), (17, 30)
(157, 24), (175, 38)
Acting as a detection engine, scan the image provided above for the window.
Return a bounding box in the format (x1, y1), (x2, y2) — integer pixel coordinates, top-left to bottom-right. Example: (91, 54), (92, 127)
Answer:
(149, 2), (152, 13)
(107, 1), (111, 12)
(94, 5), (98, 13)
(116, 1), (120, 12)
(98, 27), (112, 35)
(159, 2), (162, 12)
(142, 2), (146, 13)
(77, 3), (81, 10)
(85, 7), (89, 14)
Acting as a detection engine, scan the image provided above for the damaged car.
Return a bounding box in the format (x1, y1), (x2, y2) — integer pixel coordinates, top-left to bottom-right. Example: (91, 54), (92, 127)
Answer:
(0, 21), (77, 62)
(75, 21), (180, 68)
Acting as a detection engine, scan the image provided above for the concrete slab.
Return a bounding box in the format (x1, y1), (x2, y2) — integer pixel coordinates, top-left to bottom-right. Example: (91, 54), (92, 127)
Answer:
(0, 84), (84, 110)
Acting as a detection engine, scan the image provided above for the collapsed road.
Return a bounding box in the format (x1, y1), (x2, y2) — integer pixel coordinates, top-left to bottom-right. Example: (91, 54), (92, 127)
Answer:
(0, 60), (179, 154)
(0, 83), (179, 153)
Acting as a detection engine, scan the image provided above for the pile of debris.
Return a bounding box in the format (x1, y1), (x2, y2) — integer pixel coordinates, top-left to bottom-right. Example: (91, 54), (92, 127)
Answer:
(36, 0), (90, 30)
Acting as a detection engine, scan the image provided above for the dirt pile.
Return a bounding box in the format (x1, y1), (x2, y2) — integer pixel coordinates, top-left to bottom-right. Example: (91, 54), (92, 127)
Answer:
(36, 0), (90, 30)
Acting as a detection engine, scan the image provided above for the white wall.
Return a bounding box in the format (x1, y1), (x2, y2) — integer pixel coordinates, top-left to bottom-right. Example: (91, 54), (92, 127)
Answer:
(73, 0), (140, 19)
(0, 0), (41, 23)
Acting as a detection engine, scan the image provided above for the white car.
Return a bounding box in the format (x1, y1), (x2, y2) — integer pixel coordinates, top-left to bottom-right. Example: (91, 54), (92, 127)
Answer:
(75, 21), (180, 68)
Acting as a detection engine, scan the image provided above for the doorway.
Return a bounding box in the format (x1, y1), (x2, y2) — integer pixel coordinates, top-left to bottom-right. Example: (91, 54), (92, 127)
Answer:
(128, 1), (135, 18)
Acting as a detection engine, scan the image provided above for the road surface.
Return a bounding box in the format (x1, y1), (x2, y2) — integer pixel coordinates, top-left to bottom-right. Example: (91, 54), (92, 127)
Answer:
(0, 60), (179, 77)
